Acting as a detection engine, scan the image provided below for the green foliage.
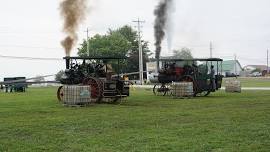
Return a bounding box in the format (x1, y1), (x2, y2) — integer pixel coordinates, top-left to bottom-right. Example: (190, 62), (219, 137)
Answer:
(173, 47), (193, 59)
(0, 88), (270, 151)
(77, 25), (152, 76)
(55, 70), (65, 81)
(78, 33), (131, 57)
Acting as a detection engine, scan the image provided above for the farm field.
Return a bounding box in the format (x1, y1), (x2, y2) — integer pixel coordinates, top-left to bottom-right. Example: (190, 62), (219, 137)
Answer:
(0, 87), (270, 151)
(223, 77), (270, 88)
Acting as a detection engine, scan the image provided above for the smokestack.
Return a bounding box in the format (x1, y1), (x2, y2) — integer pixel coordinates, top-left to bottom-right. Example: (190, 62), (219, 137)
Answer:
(60, 0), (87, 56)
(65, 57), (70, 69)
(154, 0), (173, 70)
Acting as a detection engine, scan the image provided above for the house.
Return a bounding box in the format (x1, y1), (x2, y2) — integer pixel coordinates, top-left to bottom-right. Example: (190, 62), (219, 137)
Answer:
(243, 65), (269, 72)
(243, 65), (270, 76)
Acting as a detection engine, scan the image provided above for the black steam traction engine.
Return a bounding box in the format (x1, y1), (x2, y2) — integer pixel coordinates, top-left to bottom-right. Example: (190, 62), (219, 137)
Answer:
(57, 56), (129, 103)
(153, 58), (223, 97)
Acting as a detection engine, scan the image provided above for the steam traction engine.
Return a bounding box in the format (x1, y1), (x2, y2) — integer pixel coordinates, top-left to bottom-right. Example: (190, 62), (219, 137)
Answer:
(153, 58), (223, 97)
(57, 56), (129, 104)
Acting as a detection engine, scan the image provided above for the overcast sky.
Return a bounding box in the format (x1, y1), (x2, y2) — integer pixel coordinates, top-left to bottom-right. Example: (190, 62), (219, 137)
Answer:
(1, 0), (270, 80)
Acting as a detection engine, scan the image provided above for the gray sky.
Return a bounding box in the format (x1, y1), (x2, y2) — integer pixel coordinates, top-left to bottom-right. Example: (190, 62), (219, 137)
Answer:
(0, 0), (270, 80)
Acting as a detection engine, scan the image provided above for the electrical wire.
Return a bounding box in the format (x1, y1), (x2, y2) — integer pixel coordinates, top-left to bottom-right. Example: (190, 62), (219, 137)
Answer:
(0, 54), (63, 61)
(0, 45), (61, 50)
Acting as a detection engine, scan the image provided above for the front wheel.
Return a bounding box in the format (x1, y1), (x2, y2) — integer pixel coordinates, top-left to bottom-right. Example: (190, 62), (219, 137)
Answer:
(57, 86), (64, 102)
(153, 84), (170, 96)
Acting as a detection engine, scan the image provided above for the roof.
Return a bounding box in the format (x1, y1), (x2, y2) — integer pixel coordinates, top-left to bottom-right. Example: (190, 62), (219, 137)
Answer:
(63, 56), (127, 60)
(222, 60), (242, 71)
(244, 65), (269, 71)
(157, 57), (223, 62)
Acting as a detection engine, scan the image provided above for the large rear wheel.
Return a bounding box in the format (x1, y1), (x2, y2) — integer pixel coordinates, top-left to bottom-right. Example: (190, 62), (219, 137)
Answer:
(83, 77), (103, 103)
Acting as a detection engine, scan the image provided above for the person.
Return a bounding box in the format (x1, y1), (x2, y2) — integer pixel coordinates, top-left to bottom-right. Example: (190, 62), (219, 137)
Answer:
(192, 63), (198, 74)
(210, 65), (216, 91)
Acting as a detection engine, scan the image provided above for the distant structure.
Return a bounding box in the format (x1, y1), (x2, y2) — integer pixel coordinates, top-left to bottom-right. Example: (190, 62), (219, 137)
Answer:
(243, 65), (270, 76)
(221, 60), (243, 77)
(3, 77), (27, 93)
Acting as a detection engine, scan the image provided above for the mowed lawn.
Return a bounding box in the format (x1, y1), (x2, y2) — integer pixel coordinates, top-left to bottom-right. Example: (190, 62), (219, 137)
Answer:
(223, 77), (270, 87)
(0, 87), (270, 152)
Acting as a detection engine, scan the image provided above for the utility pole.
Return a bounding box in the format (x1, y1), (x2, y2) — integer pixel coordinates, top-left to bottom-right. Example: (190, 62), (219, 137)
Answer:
(133, 18), (145, 85)
(85, 28), (90, 56)
(267, 49), (269, 74)
(234, 54), (237, 76)
(210, 41), (213, 58)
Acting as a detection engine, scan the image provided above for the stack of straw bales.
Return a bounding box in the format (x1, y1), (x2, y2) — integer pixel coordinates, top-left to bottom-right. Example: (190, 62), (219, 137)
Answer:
(225, 79), (241, 93)
(63, 85), (91, 105)
(171, 82), (194, 98)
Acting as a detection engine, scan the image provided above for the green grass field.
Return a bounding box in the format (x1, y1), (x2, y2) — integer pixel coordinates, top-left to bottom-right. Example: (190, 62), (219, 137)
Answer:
(223, 77), (270, 87)
(0, 87), (270, 151)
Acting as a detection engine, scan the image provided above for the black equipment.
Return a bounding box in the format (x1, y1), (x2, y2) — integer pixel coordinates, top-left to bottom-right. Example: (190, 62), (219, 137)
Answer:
(153, 58), (223, 97)
(57, 56), (129, 103)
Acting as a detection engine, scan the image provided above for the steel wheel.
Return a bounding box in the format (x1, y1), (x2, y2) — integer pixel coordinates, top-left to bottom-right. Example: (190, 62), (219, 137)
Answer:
(57, 86), (64, 102)
(153, 84), (169, 96)
(83, 77), (103, 103)
(195, 91), (211, 97)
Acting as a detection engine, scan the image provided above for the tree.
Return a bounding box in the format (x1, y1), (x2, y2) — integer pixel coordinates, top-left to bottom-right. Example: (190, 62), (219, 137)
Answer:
(173, 47), (193, 59)
(111, 26), (152, 76)
(77, 25), (152, 78)
(55, 70), (65, 81)
(78, 33), (131, 57)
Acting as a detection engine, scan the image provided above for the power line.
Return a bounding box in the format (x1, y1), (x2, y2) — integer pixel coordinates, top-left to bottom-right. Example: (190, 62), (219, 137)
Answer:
(210, 41), (213, 58)
(267, 49), (269, 73)
(0, 55), (62, 61)
(0, 45), (61, 50)
(85, 27), (91, 56)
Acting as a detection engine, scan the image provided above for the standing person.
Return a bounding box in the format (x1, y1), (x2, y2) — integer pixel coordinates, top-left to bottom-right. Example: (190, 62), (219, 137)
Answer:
(210, 65), (216, 91)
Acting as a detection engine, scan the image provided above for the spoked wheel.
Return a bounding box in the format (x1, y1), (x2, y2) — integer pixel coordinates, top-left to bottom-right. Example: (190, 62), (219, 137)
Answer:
(83, 77), (103, 103)
(57, 86), (64, 102)
(153, 83), (170, 96)
(195, 91), (211, 97)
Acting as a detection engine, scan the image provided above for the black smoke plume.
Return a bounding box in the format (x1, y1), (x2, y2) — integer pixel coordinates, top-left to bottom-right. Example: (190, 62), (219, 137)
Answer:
(60, 0), (87, 56)
(154, 0), (173, 60)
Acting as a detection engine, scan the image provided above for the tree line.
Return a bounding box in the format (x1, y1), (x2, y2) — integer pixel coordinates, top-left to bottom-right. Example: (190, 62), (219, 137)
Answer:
(56, 25), (193, 80)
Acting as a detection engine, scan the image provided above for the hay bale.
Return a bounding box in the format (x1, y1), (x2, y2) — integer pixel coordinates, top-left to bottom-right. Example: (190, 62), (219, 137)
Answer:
(171, 82), (193, 98)
(225, 80), (241, 93)
(63, 85), (91, 105)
